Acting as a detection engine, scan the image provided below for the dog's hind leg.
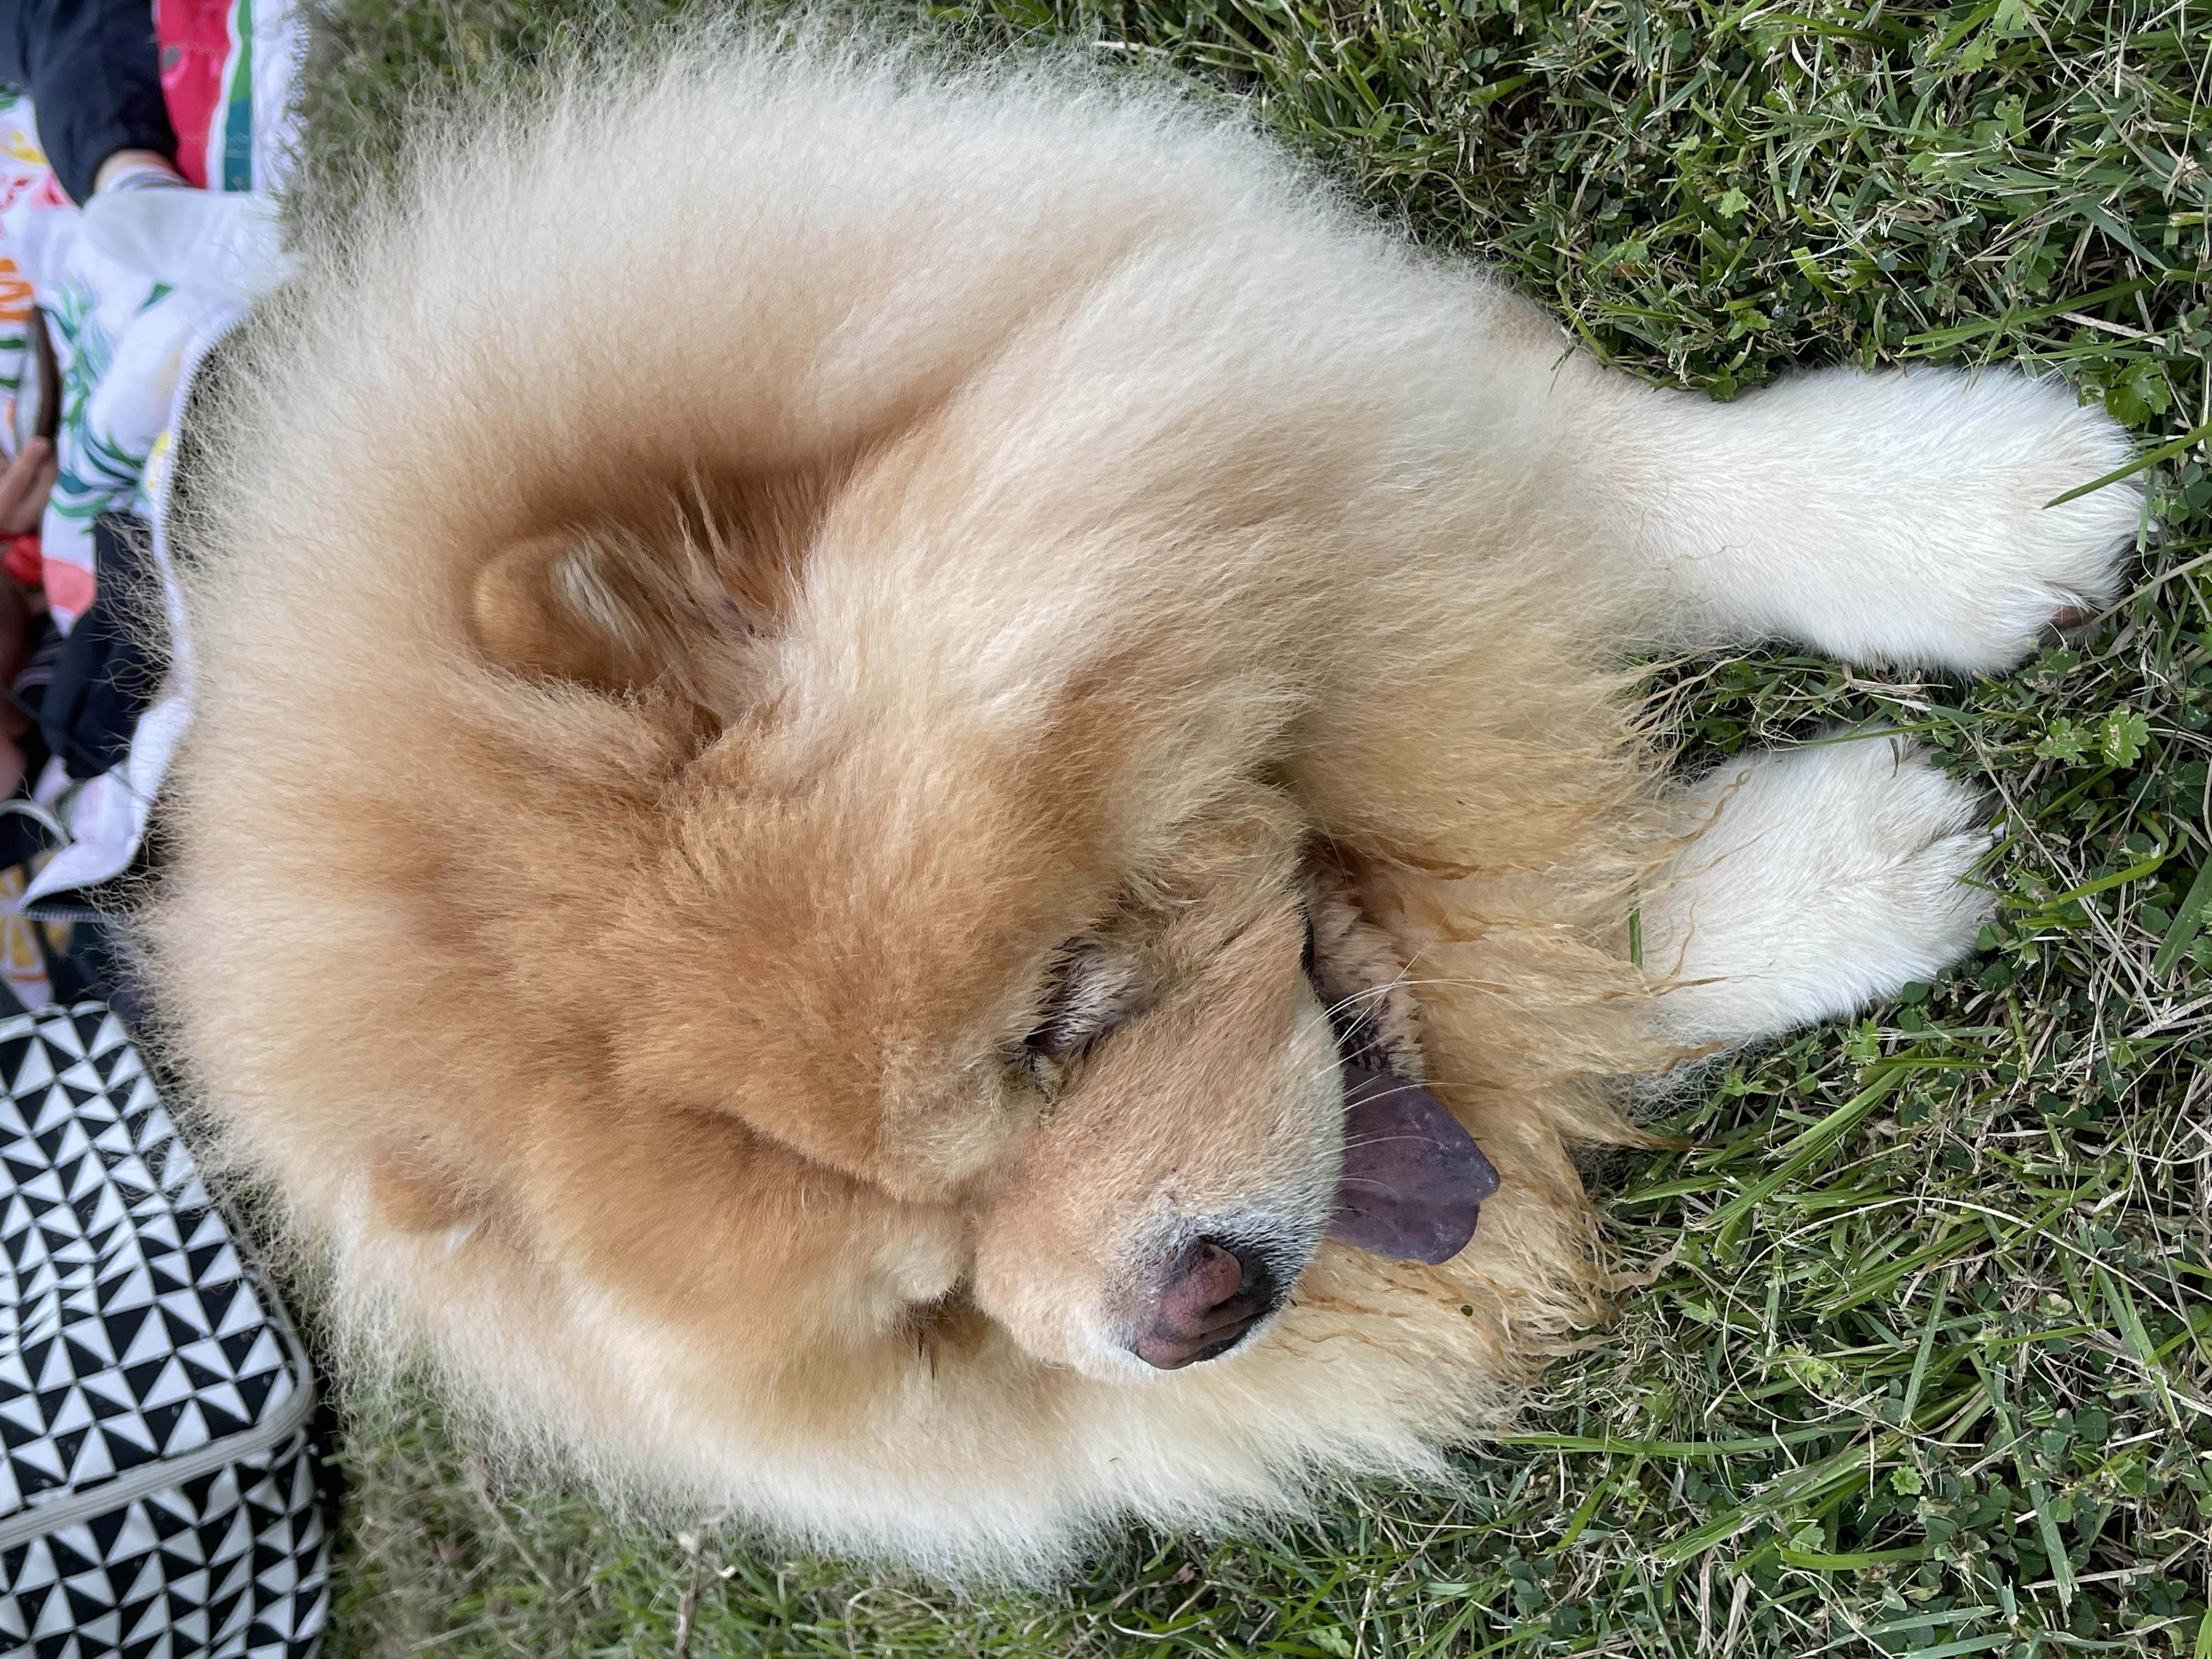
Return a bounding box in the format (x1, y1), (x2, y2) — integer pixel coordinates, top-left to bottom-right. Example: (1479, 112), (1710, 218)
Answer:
(1635, 730), (1993, 1048)
(1576, 363), (2141, 673)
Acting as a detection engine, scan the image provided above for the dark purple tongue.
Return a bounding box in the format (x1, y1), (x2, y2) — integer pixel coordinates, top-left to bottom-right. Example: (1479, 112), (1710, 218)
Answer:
(1327, 1064), (1499, 1264)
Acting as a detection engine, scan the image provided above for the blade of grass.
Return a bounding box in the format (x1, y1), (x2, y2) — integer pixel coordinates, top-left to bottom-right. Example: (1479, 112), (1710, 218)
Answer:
(2045, 417), (2212, 509)
(2149, 855), (2212, 977)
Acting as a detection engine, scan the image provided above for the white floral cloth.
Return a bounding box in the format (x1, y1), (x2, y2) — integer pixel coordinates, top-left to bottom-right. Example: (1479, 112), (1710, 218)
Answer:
(0, 2), (302, 926)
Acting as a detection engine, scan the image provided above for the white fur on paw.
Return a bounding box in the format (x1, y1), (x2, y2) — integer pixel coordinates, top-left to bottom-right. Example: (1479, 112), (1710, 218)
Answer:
(1644, 733), (1994, 1046)
(1689, 368), (2140, 673)
(1880, 370), (2140, 670)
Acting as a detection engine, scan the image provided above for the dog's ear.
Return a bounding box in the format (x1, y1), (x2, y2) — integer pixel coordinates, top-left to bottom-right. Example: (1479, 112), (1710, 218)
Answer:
(470, 530), (719, 696)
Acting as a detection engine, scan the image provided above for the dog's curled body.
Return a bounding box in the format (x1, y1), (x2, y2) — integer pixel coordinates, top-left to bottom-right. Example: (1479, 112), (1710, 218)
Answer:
(148, 36), (2137, 1573)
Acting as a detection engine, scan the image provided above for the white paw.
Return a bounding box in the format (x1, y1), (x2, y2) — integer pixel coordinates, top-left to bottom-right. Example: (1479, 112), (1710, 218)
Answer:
(1643, 732), (1994, 1046)
(1674, 368), (2141, 672)
(1847, 369), (2139, 670)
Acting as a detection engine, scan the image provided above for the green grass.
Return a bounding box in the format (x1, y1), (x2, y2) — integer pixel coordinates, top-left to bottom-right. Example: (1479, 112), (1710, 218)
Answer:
(296, 1), (2211, 1654)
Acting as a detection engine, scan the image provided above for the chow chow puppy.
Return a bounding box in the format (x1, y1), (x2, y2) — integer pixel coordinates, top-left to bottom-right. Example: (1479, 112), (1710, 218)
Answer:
(146, 31), (2138, 1574)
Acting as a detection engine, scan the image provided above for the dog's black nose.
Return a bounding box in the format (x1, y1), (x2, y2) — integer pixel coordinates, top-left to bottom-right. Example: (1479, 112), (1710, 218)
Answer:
(1129, 1238), (1278, 1369)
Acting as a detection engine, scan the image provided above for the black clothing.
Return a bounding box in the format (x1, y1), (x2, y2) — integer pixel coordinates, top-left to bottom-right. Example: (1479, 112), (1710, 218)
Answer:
(37, 512), (161, 780)
(0, 0), (174, 205)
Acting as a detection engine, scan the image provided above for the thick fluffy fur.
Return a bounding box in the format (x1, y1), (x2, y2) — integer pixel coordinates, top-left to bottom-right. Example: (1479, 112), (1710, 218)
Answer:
(146, 35), (2139, 1576)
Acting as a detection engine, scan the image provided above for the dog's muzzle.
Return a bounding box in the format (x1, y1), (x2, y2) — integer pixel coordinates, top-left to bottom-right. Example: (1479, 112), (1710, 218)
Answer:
(1124, 1067), (1499, 1372)
(1127, 1234), (1285, 1370)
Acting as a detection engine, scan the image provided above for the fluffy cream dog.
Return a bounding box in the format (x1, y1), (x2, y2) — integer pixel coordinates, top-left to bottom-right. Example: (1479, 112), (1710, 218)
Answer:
(146, 33), (2138, 1575)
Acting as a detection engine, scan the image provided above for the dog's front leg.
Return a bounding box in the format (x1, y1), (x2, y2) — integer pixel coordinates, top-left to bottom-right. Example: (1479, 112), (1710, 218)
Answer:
(1637, 730), (1993, 1048)
(1571, 362), (2141, 673)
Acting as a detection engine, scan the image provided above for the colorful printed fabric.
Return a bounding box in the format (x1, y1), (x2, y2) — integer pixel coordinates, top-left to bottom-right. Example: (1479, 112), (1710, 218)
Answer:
(0, 860), (55, 1013)
(0, 0), (299, 630)
(0, 2), (303, 927)
(0, 99), (65, 504)
(160, 0), (283, 196)
(0, 138), (199, 631)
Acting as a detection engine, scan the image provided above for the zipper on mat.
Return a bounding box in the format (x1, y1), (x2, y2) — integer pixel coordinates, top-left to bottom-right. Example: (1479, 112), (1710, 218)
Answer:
(0, 1001), (324, 1551)
(0, 1329), (318, 1554)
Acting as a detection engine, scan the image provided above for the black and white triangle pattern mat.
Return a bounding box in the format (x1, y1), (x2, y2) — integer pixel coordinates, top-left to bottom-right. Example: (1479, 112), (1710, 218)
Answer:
(4, 1430), (324, 1657)
(1, 1005), (328, 1657)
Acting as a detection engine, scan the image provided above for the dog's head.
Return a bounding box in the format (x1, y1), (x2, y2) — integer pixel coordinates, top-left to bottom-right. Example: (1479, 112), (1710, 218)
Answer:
(964, 852), (1499, 1375)
(452, 523), (1496, 1383)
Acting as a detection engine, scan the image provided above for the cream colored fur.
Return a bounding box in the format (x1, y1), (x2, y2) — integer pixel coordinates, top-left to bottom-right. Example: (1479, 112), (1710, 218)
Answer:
(144, 32), (2139, 1577)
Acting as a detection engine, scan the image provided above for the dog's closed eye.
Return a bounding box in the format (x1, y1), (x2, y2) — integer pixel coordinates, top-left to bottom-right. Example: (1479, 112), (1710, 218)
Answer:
(1025, 941), (1142, 1065)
